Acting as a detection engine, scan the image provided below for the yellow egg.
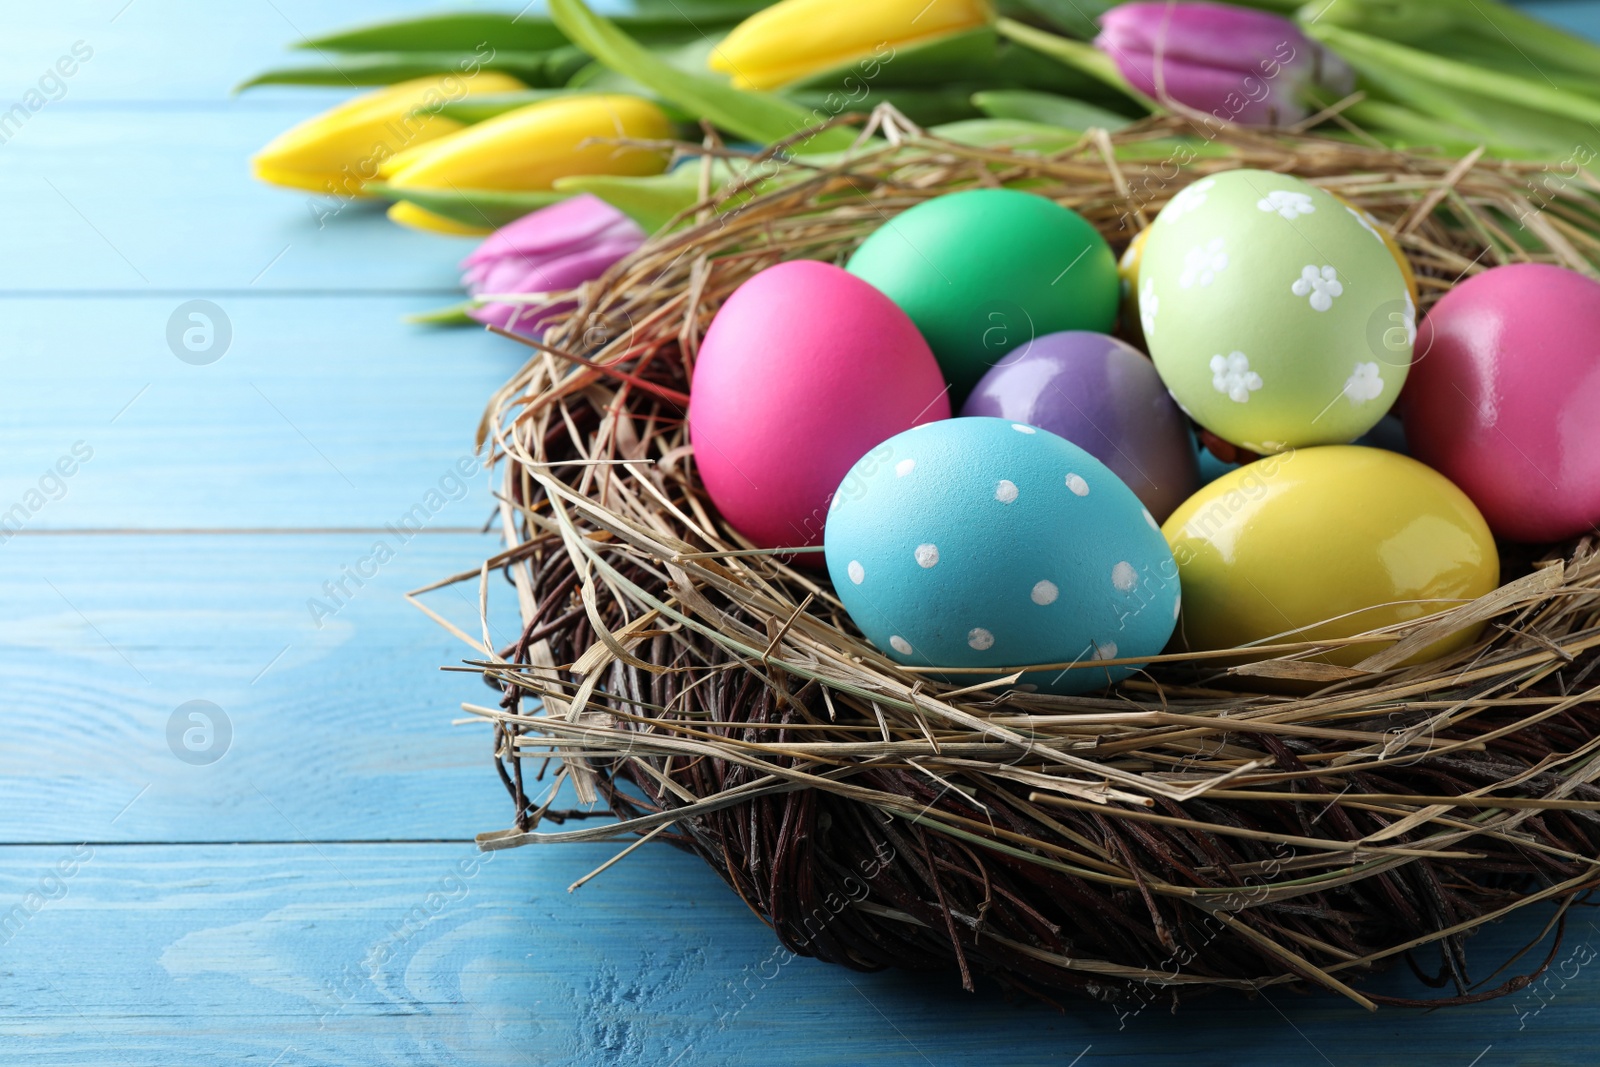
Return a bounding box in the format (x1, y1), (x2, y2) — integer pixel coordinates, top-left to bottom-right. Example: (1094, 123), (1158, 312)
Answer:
(1118, 227), (1151, 341)
(1162, 446), (1498, 667)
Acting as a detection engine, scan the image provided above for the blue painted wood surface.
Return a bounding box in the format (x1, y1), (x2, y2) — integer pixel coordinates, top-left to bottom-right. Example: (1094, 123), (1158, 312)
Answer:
(4, 2), (1600, 1064)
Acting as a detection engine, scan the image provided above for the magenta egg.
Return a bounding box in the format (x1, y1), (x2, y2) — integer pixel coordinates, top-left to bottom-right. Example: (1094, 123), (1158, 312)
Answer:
(1404, 263), (1600, 542)
(689, 260), (952, 552)
(959, 331), (1199, 521)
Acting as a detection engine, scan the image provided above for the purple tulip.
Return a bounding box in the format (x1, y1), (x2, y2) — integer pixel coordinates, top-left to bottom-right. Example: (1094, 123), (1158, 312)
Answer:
(1095, 2), (1354, 127)
(460, 193), (646, 335)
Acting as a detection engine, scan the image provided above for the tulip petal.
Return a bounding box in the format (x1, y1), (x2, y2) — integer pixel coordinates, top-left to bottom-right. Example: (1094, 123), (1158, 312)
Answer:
(460, 193), (643, 267)
(1098, 2), (1309, 72)
(1095, 3), (1331, 127)
(1112, 47), (1310, 126)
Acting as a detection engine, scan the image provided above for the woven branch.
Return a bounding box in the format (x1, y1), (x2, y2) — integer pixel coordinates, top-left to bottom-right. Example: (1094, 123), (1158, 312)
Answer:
(423, 108), (1600, 1009)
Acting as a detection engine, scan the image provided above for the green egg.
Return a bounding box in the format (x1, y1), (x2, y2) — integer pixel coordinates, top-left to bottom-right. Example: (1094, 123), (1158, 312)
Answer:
(1140, 169), (1412, 453)
(845, 188), (1119, 400)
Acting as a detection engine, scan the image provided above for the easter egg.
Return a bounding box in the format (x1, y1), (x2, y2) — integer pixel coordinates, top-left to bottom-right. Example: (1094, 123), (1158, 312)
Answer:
(1118, 227), (1153, 340)
(1141, 170), (1413, 453)
(960, 331), (1200, 521)
(1404, 263), (1600, 542)
(689, 260), (951, 552)
(846, 188), (1119, 400)
(1163, 446), (1498, 666)
(824, 417), (1180, 695)
(1330, 193), (1419, 307)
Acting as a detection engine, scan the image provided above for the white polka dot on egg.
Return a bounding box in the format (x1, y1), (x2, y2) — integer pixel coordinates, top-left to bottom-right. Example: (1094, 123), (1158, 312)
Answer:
(1065, 473), (1089, 497)
(890, 635), (913, 655)
(895, 458), (916, 477)
(1011, 424), (1037, 435)
(1112, 561), (1138, 592)
(994, 479), (1018, 504)
(914, 543), (940, 568)
(1031, 580), (1059, 606)
(847, 560), (865, 585)
(1095, 641), (1118, 661)
(967, 627), (994, 651)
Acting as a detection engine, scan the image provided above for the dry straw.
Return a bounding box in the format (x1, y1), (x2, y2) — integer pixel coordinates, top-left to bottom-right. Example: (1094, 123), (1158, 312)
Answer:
(417, 107), (1600, 1009)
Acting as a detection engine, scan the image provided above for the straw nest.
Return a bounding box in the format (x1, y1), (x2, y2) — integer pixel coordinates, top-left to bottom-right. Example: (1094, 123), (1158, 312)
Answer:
(424, 108), (1600, 1010)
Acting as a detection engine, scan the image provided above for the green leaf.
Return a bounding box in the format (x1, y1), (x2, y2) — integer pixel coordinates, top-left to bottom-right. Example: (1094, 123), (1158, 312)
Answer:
(302, 14), (570, 53)
(436, 89), (580, 123)
(994, 18), (1155, 111)
(1311, 24), (1600, 130)
(548, 0), (858, 152)
(1310, 24), (1600, 157)
(928, 117), (1087, 153)
(237, 49), (588, 90)
(1303, 0), (1600, 84)
(555, 163), (740, 233)
(405, 301), (478, 327)
(971, 90), (1131, 130)
(364, 182), (568, 229)
(298, 6), (772, 53)
(789, 86), (983, 127)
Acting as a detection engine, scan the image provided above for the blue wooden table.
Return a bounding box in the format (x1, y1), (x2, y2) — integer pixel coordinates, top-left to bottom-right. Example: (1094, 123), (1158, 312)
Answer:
(4, 2), (1600, 1063)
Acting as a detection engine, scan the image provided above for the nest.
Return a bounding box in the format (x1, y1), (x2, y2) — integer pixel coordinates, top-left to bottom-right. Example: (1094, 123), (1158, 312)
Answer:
(424, 108), (1600, 1010)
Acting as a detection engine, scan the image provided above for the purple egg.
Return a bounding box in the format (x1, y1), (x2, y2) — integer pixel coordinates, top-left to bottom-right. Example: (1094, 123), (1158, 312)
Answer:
(960, 331), (1200, 521)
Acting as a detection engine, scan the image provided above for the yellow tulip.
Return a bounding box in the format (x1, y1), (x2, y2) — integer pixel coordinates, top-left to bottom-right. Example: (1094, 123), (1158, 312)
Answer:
(709, 0), (993, 90)
(385, 202), (493, 236)
(381, 95), (673, 195)
(250, 72), (525, 196)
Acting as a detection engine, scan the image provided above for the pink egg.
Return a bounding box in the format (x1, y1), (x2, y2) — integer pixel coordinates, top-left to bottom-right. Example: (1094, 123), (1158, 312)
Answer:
(689, 260), (951, 553)
(1404, 263), (1600, 542)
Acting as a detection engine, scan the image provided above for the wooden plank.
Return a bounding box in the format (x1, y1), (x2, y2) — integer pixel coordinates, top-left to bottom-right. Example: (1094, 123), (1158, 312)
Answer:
(0, 841), (1591, 1065)
(1520, 2), (1600, 39)
(0, 0), (495, 104)
(0, 112), (484, 292)
(0, 296), (523, 528)
(0, 533), (524, 843)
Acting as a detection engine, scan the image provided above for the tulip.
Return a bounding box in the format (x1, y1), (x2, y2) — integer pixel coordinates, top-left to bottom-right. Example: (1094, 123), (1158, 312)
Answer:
(709, 0), (993, 91)
(380, 94), (675, 232)
(1094, 3), (1353, 127)
(250, 72), (525, 195)
(459, 194), (645, 334)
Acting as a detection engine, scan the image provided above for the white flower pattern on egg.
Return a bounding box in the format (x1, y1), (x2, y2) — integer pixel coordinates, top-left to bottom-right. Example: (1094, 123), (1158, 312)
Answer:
(1346, 205), (1385, 244)
(1292, 265), (1343, 311)
(1163, 178), (1215, 222)
(1257, 189), (1316, 220)
(1179, 238), (1229, 289)
(1343, 362), (1385, 403)
(1140, 278), (1158, 338)
(1210, 351), (1263, 403)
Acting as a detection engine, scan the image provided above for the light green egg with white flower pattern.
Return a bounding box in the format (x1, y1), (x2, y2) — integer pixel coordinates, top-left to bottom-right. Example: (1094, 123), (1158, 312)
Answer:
(1140, 169), (1412, 453)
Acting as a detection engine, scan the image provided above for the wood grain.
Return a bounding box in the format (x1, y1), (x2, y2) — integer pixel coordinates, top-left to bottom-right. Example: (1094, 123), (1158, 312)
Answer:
(2, 842), (1594, 1067)
(0, 296), (521, 527)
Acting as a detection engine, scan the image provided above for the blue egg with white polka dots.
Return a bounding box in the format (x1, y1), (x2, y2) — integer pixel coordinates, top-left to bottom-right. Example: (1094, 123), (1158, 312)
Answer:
(824, 417), (1181, 695)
